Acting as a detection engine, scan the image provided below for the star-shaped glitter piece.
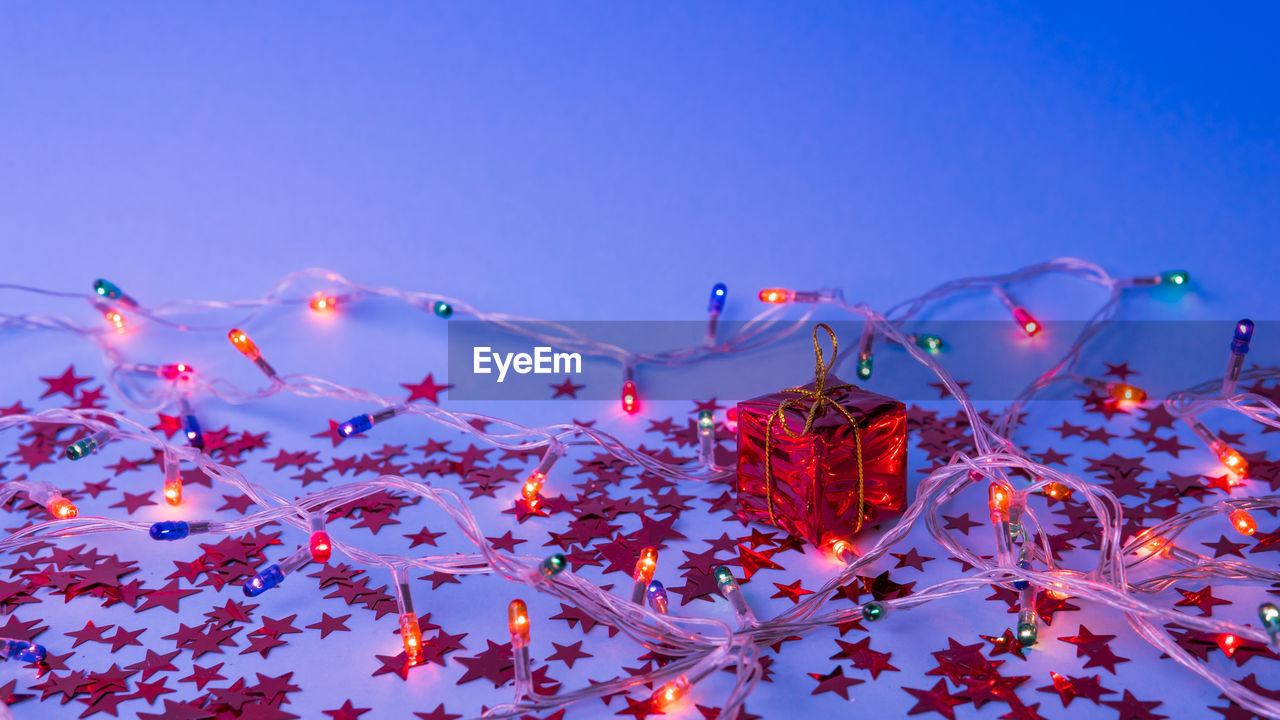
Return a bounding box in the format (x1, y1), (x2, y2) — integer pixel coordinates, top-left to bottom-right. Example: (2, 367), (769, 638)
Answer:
(1174, 586), (1231, 616)
(829, 636), (899, 678)
(770, 579), (814, 604)
(808, 666), (863, 699)
(402, 373), (453, 403)
(39, 366), (92, 399)
(323, 700), (372, 720)
(550, 378), (585, 398)
(546, 640), (592, 668)
(902, 679), (969, 720)
(414, 705), (462, 720)
(1103, 690), (1167, 720)
(891, 547), (935, 571)
(980, 629), (1028, 660)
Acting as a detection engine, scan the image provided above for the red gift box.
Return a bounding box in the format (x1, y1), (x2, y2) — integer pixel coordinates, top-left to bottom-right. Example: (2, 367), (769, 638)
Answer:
(736, 325), (907, 546)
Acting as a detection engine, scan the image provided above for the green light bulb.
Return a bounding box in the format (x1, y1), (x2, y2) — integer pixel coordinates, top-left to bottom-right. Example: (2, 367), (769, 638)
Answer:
(861, 601), (885, 622)
(697, 411), (714, 431)
(93, 279), (123, 299)
(1260, 602), (1280, 633)
(914, 335), (944, 355)
(1161, 270), (1189, 286)
(713, 566), (736, 590)
(432, 301), (453, 319)
(856, 354), (873, 381)
(539, 553), (566, 578)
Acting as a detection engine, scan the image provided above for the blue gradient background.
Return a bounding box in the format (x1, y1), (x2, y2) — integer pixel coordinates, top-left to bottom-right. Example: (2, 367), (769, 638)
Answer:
(1, 4), (1278, 719)
(1, 3), (1276, 318)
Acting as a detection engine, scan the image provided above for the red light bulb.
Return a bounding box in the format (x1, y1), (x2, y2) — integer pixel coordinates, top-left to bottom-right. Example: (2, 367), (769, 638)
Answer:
(1012, 307), (1040, 337)
(621, 380), (639, 415)
(310, 531), (332, 562)
(758, 288), (791, 304)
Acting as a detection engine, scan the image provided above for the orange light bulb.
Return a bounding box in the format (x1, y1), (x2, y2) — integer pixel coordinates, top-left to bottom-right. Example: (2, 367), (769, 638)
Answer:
(1108, 383), (1147, 404)
(227, 329), (260, 360)
(522, 471), (546, 503)
(508, 599), (530, 646)
(164, 477), (182, 506)
(758, 288), (791, 304)
(1043, 482), (1071, 501)
(46, 497), (78, 519)
(1230, 509), (1257, 536)
(633, 547), (658, 584)
(309, 294), (337, 313)
(1215, 444), (1248, 477)
(399, 612), (424, 666)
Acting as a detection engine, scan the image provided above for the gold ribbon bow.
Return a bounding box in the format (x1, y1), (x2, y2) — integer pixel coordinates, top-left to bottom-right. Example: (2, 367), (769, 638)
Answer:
(763, 323), (866, 534)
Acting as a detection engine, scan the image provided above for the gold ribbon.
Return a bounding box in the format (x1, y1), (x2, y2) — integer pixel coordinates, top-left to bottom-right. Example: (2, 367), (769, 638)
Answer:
(763, 323), (866, 534)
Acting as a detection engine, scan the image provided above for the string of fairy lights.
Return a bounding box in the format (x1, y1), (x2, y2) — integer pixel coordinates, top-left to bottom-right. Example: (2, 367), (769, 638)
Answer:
(0, 258), (1277, 718)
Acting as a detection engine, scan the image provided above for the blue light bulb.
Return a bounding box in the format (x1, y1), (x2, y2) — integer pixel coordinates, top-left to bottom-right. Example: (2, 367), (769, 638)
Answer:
(708, 283), (727, 313)
(183, 414), (204, 449)
(150, 521), (190, 541)
(243, 564), (285, 597)
(338, 414), (373, 438)
(0, 638), (45, 663)
(1231, 319), (1254, 356)
(1013, 559), (1031, 590)
(646, 580), (669, 613)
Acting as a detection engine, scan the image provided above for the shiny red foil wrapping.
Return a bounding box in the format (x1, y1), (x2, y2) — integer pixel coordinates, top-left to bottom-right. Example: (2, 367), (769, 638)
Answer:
(736, 377), (907, 546)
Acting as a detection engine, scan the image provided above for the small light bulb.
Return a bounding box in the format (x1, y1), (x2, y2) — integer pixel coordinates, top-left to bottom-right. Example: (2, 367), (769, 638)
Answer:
(508, 599), (530, 646)
(66, 429), (111, 460)
(631, 547), (658, 603)
(163, 463), (182, 506)
(1016, 610), (1038, 646)
(400, 612), (425, 666)
(829, 539), (857, 564)
(520, 444), (563, 505)
(646, 581), (669, 614)
(1107, 383), (1147, 404)
(1214, 442), (1249, 477)
(651, 676), (690, 711)
(151, 521), (196, 541)
(242, 547), (309, 597)
(432, 301), (453, 319)
(1229, 509), (1257, 536)
(47, 497), (78, 519)
(1259, 602), (1280, 639)
(93, 278), (137, 306)
(1043, 482), (1071, 501)
(988, 483), (1011, 521)
(102, 308), (127, 333)
(1012, 307), (1040, 337)
(861, 601), (886, 622)
(708, 283), (727, 313)
(856, 352), (873, 381)
(621, 379), (639, 415)
(758, 288), (791, 304)
(536, 554), (566, 579)
(309, 294), (337, 313)
(158, 363), (194, 381)
(913, 334), (945, 355)
(0, 638), (45, 663)
(228, 329), (260, 360)
(1161, 270), (1189, 286)
(697, 410), (714, 432)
